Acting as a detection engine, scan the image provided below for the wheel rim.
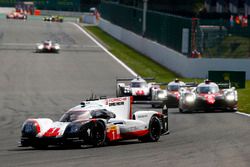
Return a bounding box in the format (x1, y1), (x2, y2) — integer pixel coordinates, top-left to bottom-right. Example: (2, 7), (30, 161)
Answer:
(150, 118), (161, 140)
(91, 123), (105, 145)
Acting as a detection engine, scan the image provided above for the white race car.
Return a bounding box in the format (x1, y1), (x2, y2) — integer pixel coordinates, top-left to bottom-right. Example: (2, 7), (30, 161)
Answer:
(116, 76), (160, 101)
(20, 96), (169, 149)
(36, 40), (60, 53)
(151, 79), (187, 108)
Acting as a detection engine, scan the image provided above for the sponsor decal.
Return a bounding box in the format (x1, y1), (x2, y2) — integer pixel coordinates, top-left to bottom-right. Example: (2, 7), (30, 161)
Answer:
(106, 97), (127, 106)
(107, 125), (121, 141)
(137, 114), (147, 118)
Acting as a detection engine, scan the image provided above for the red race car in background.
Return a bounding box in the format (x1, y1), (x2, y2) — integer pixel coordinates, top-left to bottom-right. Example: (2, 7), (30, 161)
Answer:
(179, 80), (238, 113)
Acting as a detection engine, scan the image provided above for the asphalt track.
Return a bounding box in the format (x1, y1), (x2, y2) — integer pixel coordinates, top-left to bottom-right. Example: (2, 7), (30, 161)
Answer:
(0, 19), (249, 167)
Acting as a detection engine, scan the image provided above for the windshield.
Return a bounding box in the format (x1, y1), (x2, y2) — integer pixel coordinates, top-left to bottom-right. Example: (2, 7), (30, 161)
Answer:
(168, 85), (180, 91)
(196, 86), (219, 94)
(59, 111), (88, 122)
(131, 82), (146, 88)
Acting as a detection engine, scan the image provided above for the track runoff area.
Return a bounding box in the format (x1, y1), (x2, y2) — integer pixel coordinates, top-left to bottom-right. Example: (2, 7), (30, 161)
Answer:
(0, 19), (249, 167)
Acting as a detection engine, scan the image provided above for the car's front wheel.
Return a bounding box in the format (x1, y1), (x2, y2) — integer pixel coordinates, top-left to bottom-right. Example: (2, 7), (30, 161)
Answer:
(83, 121), (106, 147)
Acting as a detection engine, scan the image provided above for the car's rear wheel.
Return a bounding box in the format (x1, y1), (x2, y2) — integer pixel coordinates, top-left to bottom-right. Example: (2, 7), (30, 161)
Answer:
(139, 116), (161, 142)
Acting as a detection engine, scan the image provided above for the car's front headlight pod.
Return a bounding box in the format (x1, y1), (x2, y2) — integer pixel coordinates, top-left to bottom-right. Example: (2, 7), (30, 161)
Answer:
(124, 88), (131, 93)
(38, 45), (43, 50)
(66, 123), (81, 134)
(157, 92), (167, 99)
(185, 94), (195, 103)
(225, 93), (235, 101)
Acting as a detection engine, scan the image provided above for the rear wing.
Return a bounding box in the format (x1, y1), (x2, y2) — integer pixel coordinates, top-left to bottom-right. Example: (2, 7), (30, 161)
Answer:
(116, 77), (155, 82)
(78, 96), (133, 120)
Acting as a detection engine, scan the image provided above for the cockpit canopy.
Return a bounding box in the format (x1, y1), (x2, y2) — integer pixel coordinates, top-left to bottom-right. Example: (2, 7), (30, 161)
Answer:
(59, 109), (116, 122)
(196, 84), (219, 94)
(131, 82), (147, 88)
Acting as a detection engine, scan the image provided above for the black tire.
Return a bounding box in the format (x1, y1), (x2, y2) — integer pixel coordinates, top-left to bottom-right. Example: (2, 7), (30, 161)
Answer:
(84, 121), (106, 147)
(139, 116), (161, 142)
(179, 108), (183, 113)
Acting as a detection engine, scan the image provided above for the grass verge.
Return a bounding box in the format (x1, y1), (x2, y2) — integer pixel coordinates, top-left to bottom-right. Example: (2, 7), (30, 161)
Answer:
(84, 25), (250, 114)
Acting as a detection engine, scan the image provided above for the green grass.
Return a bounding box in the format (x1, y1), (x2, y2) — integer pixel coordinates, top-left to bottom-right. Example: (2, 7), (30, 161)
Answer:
(85, 26), (250, 114)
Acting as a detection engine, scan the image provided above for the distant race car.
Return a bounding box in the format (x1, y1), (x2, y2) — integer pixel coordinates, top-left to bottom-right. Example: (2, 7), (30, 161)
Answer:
(179, 80), (238, 113)
(150, 79), (187, 108)
(43, 16), (63, 22)
(116, 76), (160, 101)
(6, 12), (27, 20)
(36, 40), (60, 53)
(20, 96), (169, 149)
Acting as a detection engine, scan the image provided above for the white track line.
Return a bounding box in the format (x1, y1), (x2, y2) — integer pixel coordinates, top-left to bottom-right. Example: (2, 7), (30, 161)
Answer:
(0, 43), (99, 48)
(236, 111), (250, 117)
(70, 23), (250, 118)
(70, 22), (137, 77)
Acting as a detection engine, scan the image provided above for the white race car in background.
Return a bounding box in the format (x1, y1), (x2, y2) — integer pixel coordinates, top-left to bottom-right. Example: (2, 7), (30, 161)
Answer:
(116, 76), (160, 101)
(20, 96), (169, 149)
(151, 79), (188, 108)
(36, 40), (60, 53)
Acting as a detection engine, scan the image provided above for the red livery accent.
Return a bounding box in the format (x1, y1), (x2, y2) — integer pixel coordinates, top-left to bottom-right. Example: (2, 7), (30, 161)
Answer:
(121, 129), (149, 138)
(106, 125), (121, 141)
(173, 91), (180, 100)
(136, 90), (145, 95)
(43, 128), (60, 137)
(200, 94), (216, 104)
(33, 120), (41, 133)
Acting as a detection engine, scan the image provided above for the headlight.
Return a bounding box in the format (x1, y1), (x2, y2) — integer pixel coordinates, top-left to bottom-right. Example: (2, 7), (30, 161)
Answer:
(124, 88), (131, 93)
(185, 94), (195, 103)
(158, 92), (167, 99)
(226, 93), (235, 101)
(54, 45), (60, 50)
(23, 123), (35, 133)
(38, 45), (43, 50)
(67, 124), (80, 134)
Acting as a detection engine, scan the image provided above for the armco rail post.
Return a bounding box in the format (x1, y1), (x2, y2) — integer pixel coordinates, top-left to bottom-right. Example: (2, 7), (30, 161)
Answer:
(142, 0), (148, 37)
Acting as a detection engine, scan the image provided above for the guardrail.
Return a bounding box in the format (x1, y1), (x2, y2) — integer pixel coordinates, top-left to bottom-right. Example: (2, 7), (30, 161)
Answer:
(40, 10), (87, 17)
(98, 18), (250, 80)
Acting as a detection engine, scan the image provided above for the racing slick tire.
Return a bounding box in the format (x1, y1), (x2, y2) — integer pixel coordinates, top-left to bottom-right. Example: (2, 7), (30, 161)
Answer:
(83, 121), (106, 147)
(138, 116), (161, 142)
(179, 108), (183, 113)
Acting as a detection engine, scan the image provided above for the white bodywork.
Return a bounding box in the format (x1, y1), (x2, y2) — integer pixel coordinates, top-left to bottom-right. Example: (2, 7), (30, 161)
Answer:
(22, 97), (161, 139)
(36, 40), (60, 52)
(117, 76), (159, 97)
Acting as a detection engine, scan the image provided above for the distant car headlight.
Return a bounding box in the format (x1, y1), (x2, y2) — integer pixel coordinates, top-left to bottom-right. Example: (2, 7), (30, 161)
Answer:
(226, 93), (235, 101)
(124, 88), (131, 93)
(158, 92), (167, 99)
(54, 45), (60, 50)
(38, 45), (43, 50)
(185, 94), (195, 103)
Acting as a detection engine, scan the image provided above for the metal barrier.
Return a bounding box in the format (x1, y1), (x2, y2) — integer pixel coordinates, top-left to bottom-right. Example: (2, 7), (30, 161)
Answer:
(196, 18), (250, 58)
(100, 1), (192, 55)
